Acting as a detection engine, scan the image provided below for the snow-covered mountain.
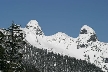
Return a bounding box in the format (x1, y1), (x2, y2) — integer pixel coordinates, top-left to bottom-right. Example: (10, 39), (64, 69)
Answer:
(21, 20), (108, 72)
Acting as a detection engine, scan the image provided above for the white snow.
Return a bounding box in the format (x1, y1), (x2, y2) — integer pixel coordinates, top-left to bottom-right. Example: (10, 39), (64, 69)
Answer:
(80, 25), (96, 34)
(21, 20), (108, 72)
(26, 20), (39, 28)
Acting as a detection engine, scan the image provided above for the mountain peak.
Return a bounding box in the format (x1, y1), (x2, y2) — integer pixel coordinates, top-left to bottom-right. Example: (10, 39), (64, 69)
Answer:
(26, 20), (44, 35)
(80, 25), (96, 35)
(21, 21), (107, 71)
(78, 25), (98, 43)
(26, 20), (39, 28)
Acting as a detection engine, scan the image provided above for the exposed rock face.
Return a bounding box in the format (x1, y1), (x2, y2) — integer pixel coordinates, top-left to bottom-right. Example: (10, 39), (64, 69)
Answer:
(2, 21), (108, 71)
(80, 25), (96, 35)
(80, 28), (88, 34)
(21, 20), (108, 72)
(26, 20), (44, 35)
(79, 25), (98, 42)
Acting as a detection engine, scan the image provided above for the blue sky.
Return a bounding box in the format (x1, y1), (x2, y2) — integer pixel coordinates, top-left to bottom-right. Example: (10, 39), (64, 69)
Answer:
(0, 0), (108, 42)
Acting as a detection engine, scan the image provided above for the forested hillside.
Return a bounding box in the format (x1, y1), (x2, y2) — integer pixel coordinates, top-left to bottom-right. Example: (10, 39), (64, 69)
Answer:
(0, 22), (103, 72)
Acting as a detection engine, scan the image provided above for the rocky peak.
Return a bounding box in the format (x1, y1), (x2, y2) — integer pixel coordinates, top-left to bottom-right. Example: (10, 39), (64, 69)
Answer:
(80, 25), (96, 35)
(26, 20), (44, 35)
(79, 25), (98, 42)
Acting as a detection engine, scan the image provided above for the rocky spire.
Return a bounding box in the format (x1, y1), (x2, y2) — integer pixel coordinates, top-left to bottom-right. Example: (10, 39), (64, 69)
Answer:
(79, 25), (98, 42)
(26, 20), (44, 35)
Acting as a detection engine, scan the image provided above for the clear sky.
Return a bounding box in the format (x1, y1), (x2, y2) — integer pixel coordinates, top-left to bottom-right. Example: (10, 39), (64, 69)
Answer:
(0, 0), (108, 42)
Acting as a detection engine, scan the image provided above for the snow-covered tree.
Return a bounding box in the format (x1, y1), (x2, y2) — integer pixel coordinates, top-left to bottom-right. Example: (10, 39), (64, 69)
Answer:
(0, 21), (26, 72)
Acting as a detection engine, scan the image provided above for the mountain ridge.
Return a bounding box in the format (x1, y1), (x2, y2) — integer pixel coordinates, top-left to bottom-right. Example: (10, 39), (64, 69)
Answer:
(21, 20), (108, 72)
(0, 20), (108, 72)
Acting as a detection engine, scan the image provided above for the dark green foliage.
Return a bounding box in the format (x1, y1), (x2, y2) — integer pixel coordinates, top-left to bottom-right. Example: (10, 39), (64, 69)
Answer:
(0, 22), (40, 72)
(0, 22), (103, 72)
(24, 64), (40, 72)
(23, 45), (103, 72)
(0, 22), (25, 72)
(0, 30), (10, 72)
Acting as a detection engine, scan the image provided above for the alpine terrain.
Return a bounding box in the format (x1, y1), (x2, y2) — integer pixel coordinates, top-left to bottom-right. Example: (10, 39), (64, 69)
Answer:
(0, 20), (108, 72)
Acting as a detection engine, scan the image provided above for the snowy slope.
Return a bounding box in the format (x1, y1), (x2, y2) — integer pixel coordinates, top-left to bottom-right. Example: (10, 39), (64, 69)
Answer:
(22, 20), (108, 72)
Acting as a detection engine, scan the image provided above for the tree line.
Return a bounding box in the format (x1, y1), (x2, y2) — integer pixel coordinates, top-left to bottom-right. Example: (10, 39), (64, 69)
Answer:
(0, 22), (103, 72)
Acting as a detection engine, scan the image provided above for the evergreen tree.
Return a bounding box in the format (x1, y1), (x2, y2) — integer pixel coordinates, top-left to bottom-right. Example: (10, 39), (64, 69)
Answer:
(0, 21), (26, 72)
(0, 31), (9, 72)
